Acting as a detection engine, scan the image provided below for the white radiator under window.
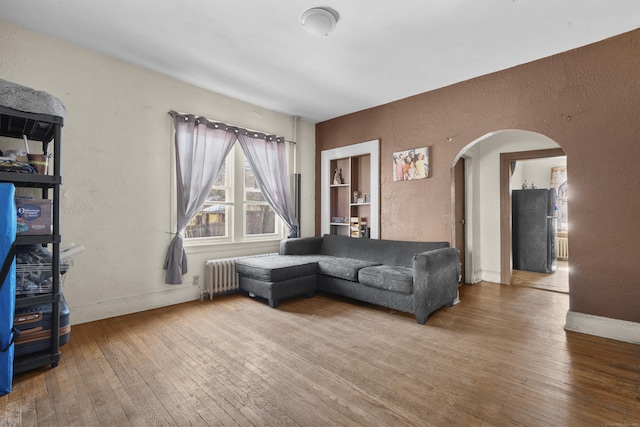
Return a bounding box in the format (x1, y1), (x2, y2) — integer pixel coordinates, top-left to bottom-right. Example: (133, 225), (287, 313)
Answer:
(203, 253), (277, 300)
(557, 236), (569, 260)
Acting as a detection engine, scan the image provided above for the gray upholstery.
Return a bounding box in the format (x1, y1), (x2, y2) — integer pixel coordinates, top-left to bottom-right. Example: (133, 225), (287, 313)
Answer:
(279, 236), (323, 255)
(236, 234), (460, 324)
(358, 265), (414, 294)
(318, 274), (414, 313)
(236, 255), (317, 282)
(316, 257), (380, 281)
(238, 274), (316, 308)
(318, 234), (449, 268)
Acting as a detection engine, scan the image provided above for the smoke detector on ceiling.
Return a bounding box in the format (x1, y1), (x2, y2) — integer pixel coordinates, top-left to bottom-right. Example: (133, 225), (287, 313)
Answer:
(300, 7), (339, 36)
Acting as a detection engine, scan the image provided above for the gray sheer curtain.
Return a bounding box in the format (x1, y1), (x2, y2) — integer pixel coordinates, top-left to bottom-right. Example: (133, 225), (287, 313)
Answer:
(164, 112), (236, 284)
(237, 132), (300, 238)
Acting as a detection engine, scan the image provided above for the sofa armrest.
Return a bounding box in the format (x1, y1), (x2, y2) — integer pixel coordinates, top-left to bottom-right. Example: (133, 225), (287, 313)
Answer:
(412, 247), (461, 324)
(280, 236), (324, 255)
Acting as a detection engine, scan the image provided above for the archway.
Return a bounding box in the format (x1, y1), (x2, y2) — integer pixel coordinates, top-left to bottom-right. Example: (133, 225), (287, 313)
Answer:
(451, 130), (565, 285)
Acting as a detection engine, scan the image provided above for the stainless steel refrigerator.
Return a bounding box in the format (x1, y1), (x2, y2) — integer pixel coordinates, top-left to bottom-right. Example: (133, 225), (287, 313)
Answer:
(512, 189), (557, 273)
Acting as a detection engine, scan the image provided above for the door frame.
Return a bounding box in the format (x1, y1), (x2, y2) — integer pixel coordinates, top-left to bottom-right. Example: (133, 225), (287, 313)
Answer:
(499, 148), (565, 284)
(453, 158), (466, 283)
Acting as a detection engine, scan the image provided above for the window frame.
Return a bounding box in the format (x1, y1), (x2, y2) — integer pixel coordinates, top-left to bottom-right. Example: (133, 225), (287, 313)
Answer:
(182, 143), (287, 247)
(242, 155), (282, 239)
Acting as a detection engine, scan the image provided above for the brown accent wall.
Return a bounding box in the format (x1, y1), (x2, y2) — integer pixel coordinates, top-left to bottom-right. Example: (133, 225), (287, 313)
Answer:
(315, 30), (640, 324)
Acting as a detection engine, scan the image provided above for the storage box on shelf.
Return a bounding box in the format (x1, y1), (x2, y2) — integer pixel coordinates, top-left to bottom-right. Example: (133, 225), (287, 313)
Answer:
(0, 105), (64, 373)
(15, 197), (53, 235)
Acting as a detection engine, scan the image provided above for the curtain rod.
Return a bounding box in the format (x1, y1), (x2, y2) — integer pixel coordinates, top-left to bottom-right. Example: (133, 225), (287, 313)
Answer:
(167, 110), (296, 144)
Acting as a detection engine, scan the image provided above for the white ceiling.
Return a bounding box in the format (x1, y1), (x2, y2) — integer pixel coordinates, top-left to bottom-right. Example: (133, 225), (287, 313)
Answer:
(1, 1), (638, 122)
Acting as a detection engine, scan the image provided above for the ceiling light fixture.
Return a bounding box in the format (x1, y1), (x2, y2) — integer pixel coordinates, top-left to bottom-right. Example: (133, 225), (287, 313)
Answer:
(300, 7), (339, 36)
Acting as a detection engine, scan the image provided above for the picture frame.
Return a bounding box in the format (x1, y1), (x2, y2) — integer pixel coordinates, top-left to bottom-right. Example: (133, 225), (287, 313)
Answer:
(392, 146), (430, 181)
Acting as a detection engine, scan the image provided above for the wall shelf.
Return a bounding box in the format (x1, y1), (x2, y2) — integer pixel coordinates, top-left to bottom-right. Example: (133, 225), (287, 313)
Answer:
(0, 106), (64, 374)
(321, 140), (380, 238)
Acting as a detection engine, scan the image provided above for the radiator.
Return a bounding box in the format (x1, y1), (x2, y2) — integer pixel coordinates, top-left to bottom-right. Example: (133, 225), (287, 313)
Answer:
(557, 236), (569, 260)
(203, 253), (277, 300)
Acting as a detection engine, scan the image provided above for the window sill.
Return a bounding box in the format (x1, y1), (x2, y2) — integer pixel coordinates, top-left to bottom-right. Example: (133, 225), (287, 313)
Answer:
(184, 238), (281, 256)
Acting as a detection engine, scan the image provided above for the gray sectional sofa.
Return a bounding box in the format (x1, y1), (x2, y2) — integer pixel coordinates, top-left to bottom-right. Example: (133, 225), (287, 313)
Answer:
(235, 234), (461, 324)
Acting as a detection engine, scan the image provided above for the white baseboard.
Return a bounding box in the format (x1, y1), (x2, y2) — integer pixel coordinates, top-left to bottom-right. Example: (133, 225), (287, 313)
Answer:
(478, 269), (501, 284)
(565, 311), (640, 344)
(70, 286), (201, 325)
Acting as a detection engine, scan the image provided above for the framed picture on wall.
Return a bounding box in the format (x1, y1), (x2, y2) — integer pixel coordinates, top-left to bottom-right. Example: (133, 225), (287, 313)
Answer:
(393, 146), (430, 181)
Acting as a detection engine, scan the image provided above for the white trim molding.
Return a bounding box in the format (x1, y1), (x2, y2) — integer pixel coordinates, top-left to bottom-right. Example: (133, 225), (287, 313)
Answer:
(565, 311), (640, 344)
(479, 269), (501, 284)
(71, 286), (200, 325)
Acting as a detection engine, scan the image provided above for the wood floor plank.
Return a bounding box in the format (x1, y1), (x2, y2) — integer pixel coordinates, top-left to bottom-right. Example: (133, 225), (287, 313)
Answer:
(165, 304), (337, 425)
(512, 260), (569, 293)
(124, 315), (242, 426)
(132, 306), (265, 426)
(58, 347), (102, 427)
(2, 282), (639, 426)
(67, 323), (134, 426)
(236, 307), (465, 425)
(86, 317), (180, 426)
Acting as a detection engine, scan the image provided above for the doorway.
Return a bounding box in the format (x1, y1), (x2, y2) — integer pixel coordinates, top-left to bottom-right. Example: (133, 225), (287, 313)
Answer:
(510, 156), (568, 293)
(451, 130), (566, 286)
(499, 148), (567, 287)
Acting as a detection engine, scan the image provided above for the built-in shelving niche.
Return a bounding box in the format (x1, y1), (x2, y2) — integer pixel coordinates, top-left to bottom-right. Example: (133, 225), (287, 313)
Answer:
(321, 139), (380, 238)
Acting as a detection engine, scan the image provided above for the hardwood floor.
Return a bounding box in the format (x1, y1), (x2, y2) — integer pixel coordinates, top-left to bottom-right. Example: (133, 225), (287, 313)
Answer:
(512, 260), (569, 294)
(2, 283), (639, 426)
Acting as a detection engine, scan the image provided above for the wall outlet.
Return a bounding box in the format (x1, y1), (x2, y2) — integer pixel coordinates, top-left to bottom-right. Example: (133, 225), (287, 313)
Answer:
(192, 275), (199, 286)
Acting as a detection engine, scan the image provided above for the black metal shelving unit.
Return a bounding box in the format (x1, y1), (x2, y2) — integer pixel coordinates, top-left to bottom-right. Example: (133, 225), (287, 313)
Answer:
(0, 105), (63, 373)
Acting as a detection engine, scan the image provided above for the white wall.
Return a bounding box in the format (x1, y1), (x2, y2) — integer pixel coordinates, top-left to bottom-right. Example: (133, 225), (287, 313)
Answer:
(0, 22), (315, 324)
(511, 157), (566, 190)
(462, 130), (560, 283)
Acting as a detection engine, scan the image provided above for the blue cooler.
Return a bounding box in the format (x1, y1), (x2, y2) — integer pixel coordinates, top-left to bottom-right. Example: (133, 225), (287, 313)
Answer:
(0, 183), (17, 395)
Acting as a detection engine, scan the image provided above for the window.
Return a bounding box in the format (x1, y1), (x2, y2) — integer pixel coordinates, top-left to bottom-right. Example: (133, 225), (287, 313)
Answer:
(184, 144), (283, 243)
(184, 156), (231, 239)
(244, 158), (279, 236)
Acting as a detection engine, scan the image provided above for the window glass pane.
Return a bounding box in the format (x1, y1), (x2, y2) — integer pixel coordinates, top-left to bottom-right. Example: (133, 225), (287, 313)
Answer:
(244, 160), (257, 189)
(245, 204), (276, 235)
(245, 190), (265, 202)
(244, 159), (265, 202)
(207, 188), (226, 202)
(185, 205), (228, 238)
(214, 161), (226, 186)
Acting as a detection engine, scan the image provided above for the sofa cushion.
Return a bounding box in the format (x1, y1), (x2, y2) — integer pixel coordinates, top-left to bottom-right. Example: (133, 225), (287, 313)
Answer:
(358, 265), (414, 294)
(303, 255), (380, 282)
(319, 234), (450, 267)
(235, 255), (317, 282)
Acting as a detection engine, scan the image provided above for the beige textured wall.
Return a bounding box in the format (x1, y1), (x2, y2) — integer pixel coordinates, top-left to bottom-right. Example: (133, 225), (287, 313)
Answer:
(316, 30), (640, 324)
(0, 22), (316, 324)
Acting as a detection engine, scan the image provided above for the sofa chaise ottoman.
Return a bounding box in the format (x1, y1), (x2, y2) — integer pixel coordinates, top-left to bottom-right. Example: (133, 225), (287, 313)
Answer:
(235, 255), (317, 308)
